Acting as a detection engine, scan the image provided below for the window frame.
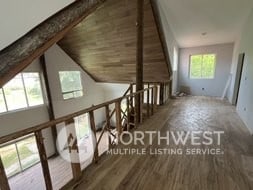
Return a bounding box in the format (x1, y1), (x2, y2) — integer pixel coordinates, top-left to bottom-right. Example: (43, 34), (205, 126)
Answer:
(0, 72), (45, 115)
(22, 72), (45, 107)
(189, 54), (217, 79)
(59, 71), (84, 100)
(0, 134), (40, 178)
(74, 113), (91, 141)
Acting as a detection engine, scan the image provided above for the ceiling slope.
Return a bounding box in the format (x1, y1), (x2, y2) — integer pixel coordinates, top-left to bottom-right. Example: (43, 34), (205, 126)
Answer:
(58, 0), (170, 83)
(158, 0), (253, 48)
(0, 0), (106, 88)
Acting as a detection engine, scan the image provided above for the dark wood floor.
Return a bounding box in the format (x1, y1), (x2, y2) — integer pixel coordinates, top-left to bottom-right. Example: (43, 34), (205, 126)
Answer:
(71, 96), (253, 190)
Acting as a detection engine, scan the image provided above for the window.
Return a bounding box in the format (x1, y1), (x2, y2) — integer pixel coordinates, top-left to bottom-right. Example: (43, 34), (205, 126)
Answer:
(190, 54), (216, 79)
(0, 73), (44, 113)
(0, 135), (40, 178)
(74, 114), (90, 140)
(0, 89), (7, 113)
(4, 74), (27, 111)
(59, 71), (83, 100)
(23, 73), (44, 106)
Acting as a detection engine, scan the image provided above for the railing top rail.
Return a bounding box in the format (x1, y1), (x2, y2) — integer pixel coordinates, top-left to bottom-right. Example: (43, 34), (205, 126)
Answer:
(0, 86), (157, 144)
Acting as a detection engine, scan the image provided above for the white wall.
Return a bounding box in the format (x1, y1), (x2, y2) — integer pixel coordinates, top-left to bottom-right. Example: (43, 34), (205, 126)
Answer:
(0, 106), (49, 136)
(0, 59), (50, 136)
(45, 45), (106, 125)
(0, 0), (74, 50)
(178, 43), (234, 97)
(157, 0), (179, 94)
(228, 8), (253, 133)
(99, 83), (129, 101)
(0, 59), (55, 156)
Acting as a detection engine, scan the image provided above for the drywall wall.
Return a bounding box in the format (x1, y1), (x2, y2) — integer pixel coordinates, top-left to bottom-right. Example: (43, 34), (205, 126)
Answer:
(229, 8), (253, 133)
(157, 0), (179, 94)
(0, 59), (55, 156)
(0, 0), (74, 50)
(0, 106), (49, 136)
(178, 43), (234, 97)
(45, 44), (106, 124)
(100, 83), (129, 101)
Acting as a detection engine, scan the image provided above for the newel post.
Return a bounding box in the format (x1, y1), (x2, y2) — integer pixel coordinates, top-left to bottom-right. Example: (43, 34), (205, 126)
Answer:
(115, 100), (122, 135)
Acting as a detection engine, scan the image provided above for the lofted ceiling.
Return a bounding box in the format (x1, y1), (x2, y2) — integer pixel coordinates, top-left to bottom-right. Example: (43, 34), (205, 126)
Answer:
(58, 0), (171, 83)
(0, 0), (75, 51)
(158, 0), (253, 48)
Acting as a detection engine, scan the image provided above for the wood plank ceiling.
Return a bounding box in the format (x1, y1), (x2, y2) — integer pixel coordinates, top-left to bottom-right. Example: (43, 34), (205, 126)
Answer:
(58, 0), (171, 83)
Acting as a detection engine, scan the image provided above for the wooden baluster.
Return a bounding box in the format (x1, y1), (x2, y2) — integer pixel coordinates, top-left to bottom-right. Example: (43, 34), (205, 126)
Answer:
(154, 85), (158, 110)
(164, 83), (167, 102)
(126, 97), (130, 131)
(159, 83), (164, 105)
(147, 86), (150, 117)
(35, 130), (53, 190)
(0, 156), (10, 190)
(65, 119), (82, 181)
(151, 88), (154, 115)
(134, 94), (138, 127)
(130, 84), (133, 108)
(168, 82), (170, 100)
(115, 100), (122, 135)
(89, 111), (99, 163)
(105, 105), (112, 149)
(140, 92), (143, 124)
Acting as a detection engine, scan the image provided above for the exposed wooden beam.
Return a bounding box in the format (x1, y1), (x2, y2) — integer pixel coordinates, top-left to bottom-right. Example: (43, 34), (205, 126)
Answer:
(154, 85), (158, 109)
(150, 0), (173, 76)
(35, 130), (53, 190)
(0, 0), (106, 88)
(40, 55), (58, 156)
(136, 0), (144, 91)
(65, 119), (82, 181)
(0, 156), (10, 190)
(136, 0), (144, 123)
(159, 83), (164, 105)
(89, 111), (99, 163)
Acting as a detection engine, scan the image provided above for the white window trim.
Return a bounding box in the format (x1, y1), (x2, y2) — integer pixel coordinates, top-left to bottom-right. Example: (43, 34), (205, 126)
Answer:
(189, 54), (217, 79)
(59, 71), (84, 100)
(0, 72), (45, 115)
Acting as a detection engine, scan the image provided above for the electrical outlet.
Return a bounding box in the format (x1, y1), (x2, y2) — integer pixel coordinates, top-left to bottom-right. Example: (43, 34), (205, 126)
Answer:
(202, 88), (205, 91)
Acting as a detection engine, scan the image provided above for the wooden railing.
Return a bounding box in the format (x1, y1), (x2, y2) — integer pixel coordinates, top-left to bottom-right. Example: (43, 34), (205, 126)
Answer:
(0, 85), (160, 190)
(130, 81), (172, 105)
